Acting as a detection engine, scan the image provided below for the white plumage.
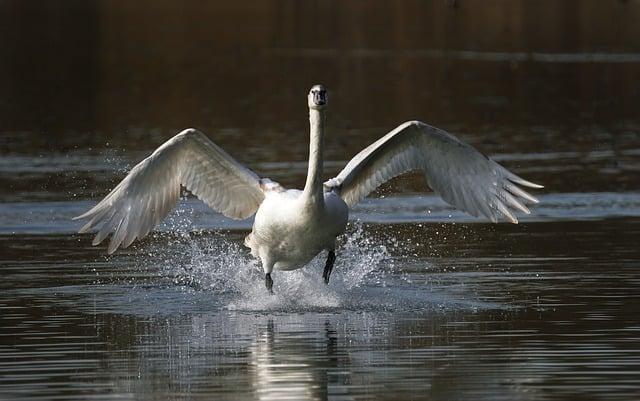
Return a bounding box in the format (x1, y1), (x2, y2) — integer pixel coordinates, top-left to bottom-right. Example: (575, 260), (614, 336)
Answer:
(75, 84), (541, 292)
(74, 129), (265, 254)
(324, 120), (541, 223)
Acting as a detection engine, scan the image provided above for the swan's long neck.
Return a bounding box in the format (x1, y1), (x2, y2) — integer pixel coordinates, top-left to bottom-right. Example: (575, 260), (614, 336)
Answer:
(303, 108), (325, 205)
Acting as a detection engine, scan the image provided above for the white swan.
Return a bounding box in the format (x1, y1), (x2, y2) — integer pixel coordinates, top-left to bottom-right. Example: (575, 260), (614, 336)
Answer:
(74, 84), (542, 293)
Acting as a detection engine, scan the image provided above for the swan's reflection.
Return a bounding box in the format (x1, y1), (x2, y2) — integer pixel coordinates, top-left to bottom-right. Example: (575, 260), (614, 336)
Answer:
(250, 318), (342, 401)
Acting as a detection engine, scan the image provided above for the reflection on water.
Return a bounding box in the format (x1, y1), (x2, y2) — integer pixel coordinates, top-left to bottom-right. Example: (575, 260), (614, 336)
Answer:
(250, 319), (334, 401)
(2, 1), (640, 400)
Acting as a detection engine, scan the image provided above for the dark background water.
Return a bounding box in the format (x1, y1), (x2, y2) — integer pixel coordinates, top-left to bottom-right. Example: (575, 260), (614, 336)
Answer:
(1, 1), (640, 400)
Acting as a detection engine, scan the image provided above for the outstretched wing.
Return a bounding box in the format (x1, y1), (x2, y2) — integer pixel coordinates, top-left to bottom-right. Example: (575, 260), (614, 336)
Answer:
(74, 128), (266, 253)
(324, 121), (542, 223)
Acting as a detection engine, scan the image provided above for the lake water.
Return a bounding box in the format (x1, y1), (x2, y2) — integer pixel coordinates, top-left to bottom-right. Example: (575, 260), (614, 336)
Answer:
(2, 2), (640, 400)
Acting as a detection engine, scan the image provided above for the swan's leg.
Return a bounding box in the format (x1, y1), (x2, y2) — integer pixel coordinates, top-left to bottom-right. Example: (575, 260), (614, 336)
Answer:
(322, 250), (336, 285)
(265, 273), (274, 295)
(261, 255), (275, 295)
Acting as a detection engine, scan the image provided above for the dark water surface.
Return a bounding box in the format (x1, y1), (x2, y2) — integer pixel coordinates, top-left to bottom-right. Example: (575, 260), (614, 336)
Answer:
(2, 2), (640, 400)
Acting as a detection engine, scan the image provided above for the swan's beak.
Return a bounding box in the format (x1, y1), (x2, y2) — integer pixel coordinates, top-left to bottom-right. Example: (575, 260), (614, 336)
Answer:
(313, 91), (327, 106)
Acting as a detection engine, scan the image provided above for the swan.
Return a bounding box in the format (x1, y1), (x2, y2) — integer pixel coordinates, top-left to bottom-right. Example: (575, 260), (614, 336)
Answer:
(74, 84), (542, 294)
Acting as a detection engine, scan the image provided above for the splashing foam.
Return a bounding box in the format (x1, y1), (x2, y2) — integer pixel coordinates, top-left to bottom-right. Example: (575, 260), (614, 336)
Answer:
(134, 204), (399, 311)
(129, 204), (495, 313)
(146, 224), (394, 312)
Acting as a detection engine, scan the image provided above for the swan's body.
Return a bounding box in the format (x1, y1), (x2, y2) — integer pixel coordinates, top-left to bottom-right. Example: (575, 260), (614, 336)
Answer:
(74, 85), (542, 293)
(247, 190), (347, 271)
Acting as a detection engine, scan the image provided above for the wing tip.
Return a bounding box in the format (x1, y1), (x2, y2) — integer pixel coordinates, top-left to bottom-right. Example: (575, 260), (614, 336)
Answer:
(107, 239), (121, 254)
(72, 209), (95, 221)
(92, 234), (105, 246)
(525, 191), (541, 204)
(501, 212), (519, 224)
(508, 174), (544, 189)
(78, 222), (93, 234)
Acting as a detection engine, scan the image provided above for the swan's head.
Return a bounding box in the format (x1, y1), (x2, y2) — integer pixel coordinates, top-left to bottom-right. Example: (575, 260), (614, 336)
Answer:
(308, 84), (328, 110)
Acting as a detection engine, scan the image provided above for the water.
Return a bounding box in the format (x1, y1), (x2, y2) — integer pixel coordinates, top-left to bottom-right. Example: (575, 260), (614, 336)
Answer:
(2, 2), (640, 400)
(2, 219), (640, 401)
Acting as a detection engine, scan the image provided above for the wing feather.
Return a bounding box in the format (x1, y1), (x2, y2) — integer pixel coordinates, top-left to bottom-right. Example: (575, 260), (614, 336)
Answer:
(75, 128), (269, 253)
(325, 121), (542, 223)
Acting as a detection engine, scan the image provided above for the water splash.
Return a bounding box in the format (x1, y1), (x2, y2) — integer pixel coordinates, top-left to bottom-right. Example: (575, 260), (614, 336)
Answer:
(121, 208), (498, 314)
(138, 220), (396, 312)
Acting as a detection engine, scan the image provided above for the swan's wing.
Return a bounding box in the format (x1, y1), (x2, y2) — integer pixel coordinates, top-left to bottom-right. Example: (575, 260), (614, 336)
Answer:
(324, 121), (542, 223)
(74, 128), (266, 253)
